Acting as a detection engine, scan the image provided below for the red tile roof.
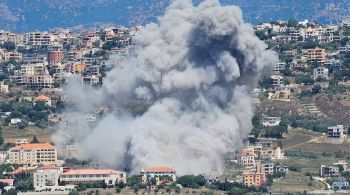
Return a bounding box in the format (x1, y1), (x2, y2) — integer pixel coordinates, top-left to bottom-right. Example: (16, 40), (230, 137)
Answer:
(12, 143), (55, 150)
(142, 167), (176, 173)
(62, 169), (124, 175)
(0, 179), (14, 185)
(36, 95), (49, 101)
(38, 164), (60, 170)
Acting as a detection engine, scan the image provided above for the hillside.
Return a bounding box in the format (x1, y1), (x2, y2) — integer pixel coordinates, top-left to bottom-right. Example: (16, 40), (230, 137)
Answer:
(1, 0), (350, 32)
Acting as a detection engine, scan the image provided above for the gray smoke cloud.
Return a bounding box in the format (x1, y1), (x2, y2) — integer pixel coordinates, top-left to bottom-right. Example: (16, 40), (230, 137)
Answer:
(53, 0), (277, 174)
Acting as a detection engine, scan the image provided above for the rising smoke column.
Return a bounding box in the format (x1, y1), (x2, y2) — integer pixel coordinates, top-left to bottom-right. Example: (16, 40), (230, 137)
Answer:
(54, 0), (277, 174)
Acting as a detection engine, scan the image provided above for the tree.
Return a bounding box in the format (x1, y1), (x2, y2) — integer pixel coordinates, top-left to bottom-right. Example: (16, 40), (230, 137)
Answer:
(312, 85), (321, 94)
(258, 76), (273, 89)
(3, 189), (17, 195)
(287, 19), (298, 28)
(18, 119), (29, 129)
(30, 135), (39, 143)
(127, 175), (142, 187)
(68, 190), (79, 195)
(0, 127), (4, 146)
(1, 41), (16, 51)
(115, 187), (121, 193)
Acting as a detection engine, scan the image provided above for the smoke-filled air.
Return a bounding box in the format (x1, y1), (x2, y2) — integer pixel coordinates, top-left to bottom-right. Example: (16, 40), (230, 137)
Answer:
(53, 0), (278, 175)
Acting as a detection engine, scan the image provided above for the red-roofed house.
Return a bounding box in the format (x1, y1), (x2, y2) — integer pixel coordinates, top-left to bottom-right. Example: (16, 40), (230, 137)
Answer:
(60, 169), (126, 185)
(35, 95), (52, 106)
(141, 167), (176, 183)
(8, 143), (57, 165)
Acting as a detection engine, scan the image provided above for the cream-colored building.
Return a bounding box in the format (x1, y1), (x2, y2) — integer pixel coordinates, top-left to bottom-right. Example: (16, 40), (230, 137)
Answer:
(0, 81), (9, 93)
(60, 169), (126, 185)
(21, 73), (53, 89)
(34, 165), (62, 189)
(34, 164), (75, 192)
(8, 143), (57, 165)
(21, 63), (47, 76)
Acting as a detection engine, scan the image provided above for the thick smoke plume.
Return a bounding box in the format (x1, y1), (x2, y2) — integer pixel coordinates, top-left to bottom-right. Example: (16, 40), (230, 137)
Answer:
(54, 0), (277, 174)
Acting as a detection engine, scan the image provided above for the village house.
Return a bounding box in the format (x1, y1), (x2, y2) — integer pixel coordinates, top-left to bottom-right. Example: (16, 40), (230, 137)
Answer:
(35, 95), (52, 107)
(260, 116), (281, 127)
(328, 125), (346, 138)
(141, 167), (177, 184)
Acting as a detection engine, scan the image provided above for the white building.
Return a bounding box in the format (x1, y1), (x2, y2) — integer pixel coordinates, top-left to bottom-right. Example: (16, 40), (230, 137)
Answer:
(313, 67), (329, 80)
(34, 165), (62, 190)
(10, 118), (21, 125)
(60, 169), (126, 186)
(260, 116), (281, 127)
(238, 152), (256, 168)
(271, 75), (283, 86)
(273, 62), (286, 74)
(141, 167), (177, 182)
(328, 125), (346, 138)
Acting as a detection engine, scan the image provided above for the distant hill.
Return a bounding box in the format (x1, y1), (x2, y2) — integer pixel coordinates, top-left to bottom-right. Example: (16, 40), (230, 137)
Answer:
(1, 0), (350, 32)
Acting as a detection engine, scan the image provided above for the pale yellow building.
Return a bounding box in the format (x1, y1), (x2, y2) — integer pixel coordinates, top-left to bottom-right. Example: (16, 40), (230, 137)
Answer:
(307, 47), (326, 63)
(21, 73), (53, 89)
(8, 143), (57, 165)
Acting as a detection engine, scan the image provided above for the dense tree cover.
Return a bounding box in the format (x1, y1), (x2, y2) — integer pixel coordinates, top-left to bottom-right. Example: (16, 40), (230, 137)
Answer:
(102, 37), (126, 50)
(251, 115), (288, 138)
(177, 175), (206, 188)
(287, 19), (298, 28)
(68, 191), (79, 195)
(126, 175), (142, 187)
(208, 180), (267, 194)
(0, 101), (50, 129)
(258, 76), (273, 89)
(3, 189), (17, 195)
(295, 75), (314, 85)
(76, 181), (107, 191)
(283, 115), (337, 133)
(14, 172), (33, 192)
(0, 41), (16, 52)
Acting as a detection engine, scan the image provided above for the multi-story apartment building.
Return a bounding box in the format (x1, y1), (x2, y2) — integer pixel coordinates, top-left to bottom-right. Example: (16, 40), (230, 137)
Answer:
(0, 49), (22, 61)
(8, 143), (57, 165)
(243, 171), (266, 187)
(238, 152), (256, 167)
(307, 47), (326, 63)
(273, 62), (286, 75)
(48, 50), (64, 64)
(21, 63), (46, 76)
(271, 75), (283, 86)
(313, 67), (329, 80)
(21, 73), (53, 89)
(256, 161), (274, 175)
(24, 32), (52, 46)
(34, 165), (63, 189)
